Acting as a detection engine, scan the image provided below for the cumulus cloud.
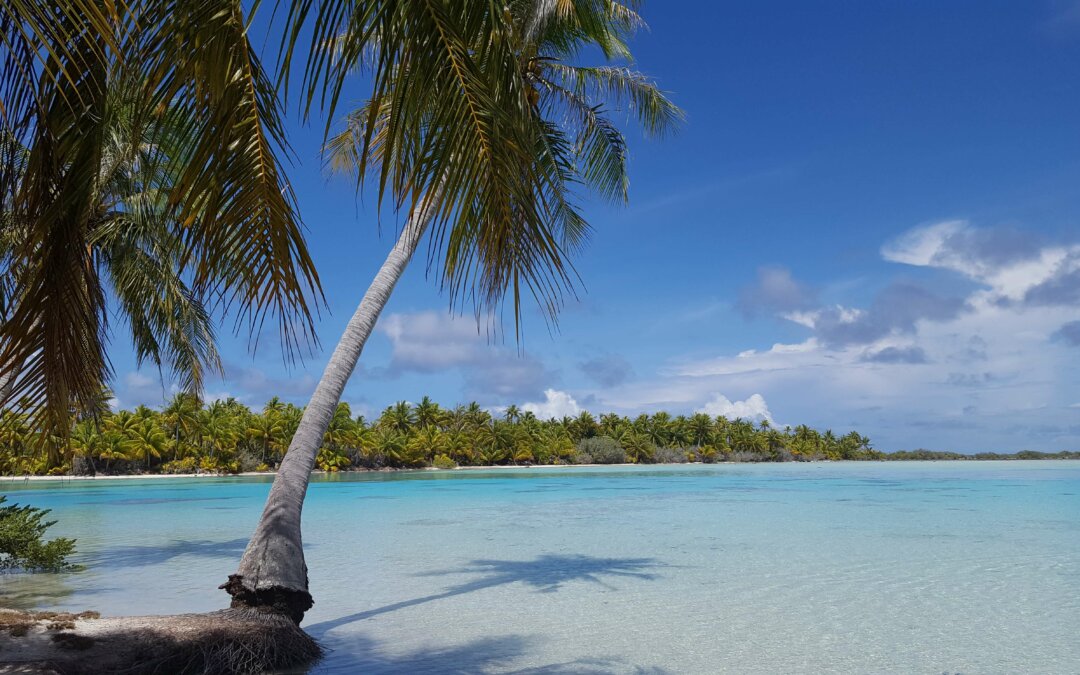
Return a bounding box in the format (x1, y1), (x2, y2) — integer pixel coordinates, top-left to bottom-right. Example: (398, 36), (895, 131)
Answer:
(860, 346), (929, 364)
(882, 220), (1042, 278)
(380, 311), (488, 373)
(1024, 266), (1080, 307)
(117, 371), (167, 407)
(522, 389), (582, 419)
(759, 221), (1080, 354)
(883, 219), (1080, 304)
(809, 283), (966, 346)
(589, 220), (1080, 452)
(1053, 320), (1080, 346)
(221, 362), (318, 400)
(377, 311), (556, 403)
(465, 357), (553, 402)
(579, 354), (633, 387)
(696, 393), (775, 424)
(945, 372), (999, 387)
(738, 266), (817, 317)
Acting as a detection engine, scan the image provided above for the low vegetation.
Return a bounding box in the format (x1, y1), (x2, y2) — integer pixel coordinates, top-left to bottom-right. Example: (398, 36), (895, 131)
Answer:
(0, 496), (77, 571)
(881, 449), (1080, 461)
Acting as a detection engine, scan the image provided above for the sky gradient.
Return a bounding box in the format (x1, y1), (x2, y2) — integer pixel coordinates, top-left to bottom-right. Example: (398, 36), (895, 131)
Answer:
(111, 1), (1080, 453)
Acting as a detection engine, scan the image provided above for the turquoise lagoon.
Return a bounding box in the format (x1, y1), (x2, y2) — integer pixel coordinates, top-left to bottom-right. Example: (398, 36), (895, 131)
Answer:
(1, 462), (1078, 673)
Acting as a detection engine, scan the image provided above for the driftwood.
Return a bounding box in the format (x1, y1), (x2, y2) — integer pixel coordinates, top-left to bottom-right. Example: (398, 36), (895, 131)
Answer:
(0, 608), (321, 674)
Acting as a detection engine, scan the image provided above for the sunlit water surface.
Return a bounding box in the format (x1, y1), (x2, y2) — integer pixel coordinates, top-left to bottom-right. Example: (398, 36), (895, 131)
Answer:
(1, 462), (1078, 673)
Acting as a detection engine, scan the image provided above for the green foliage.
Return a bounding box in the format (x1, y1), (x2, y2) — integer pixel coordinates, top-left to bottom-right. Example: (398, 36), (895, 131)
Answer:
(577, 437), (626, 464)
(0, 0), (322, 449)
(160, 457), (198, 474)
(13, 394), (1067, 476)
(432, 454), (458, 470)
(0, 497), (76, 572)
(884, 449), (1080, 461)
(316, 448), (350, 472)
(693, 445), (720, 463)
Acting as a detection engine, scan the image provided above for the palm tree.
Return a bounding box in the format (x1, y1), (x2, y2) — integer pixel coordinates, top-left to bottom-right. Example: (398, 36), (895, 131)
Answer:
(504, 404), (522, 424)
(381, 401), (417, 435)
(322, 403), (358, 454)
(70, 419), (104, 473)
(407, 426), (448, 465)
(688, 412), (714, 448)
(414, 396), (443, 429)
(123, 418), (168, 470)
(0, 89), (225, 437)
(162, 393), (201, 461)
(224, 1), (679, 622)
(247, 411), (286, 466)
(0, 2), (322, 439)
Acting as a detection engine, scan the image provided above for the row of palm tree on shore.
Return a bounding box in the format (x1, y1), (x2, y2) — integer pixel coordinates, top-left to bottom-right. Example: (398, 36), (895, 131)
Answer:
(0, 394), (878, 476)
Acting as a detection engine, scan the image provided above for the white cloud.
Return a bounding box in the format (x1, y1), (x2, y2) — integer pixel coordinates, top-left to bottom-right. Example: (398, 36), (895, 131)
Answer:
(377, 311), (556, 403)
(881, 220), (969, 270)
(668, 339), (826, 378)
(882, 219), (1078, 301)
(585, 221), (1080, 452)
(523, 389), (582, 419)
(117, 370), (166, 407)
(223, 363), (317, 400)
(123, 371), (154, 388)
(782, 306), (864, 330)
(697, 393), (775, 424)
(380, 311), (488, 372)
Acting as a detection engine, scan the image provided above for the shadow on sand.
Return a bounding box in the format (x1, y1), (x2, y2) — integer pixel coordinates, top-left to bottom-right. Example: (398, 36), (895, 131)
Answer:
(305, 553), (663, 637)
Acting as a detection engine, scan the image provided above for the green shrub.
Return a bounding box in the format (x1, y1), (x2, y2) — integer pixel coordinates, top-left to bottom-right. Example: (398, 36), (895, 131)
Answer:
(576, 437), (625, 464)
(0, 497), (77, 572)
(316, 448), (350, 472)
(161, 457), (197, 474)
(432, 454), (458, 470)
(694, 445), (720, 463)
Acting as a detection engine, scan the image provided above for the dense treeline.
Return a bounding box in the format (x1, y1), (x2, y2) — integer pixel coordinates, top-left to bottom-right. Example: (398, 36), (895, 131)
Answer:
(0, 396), (1071, 476)
(881, 449), (1080, 461)
(0, 394), (880, 475)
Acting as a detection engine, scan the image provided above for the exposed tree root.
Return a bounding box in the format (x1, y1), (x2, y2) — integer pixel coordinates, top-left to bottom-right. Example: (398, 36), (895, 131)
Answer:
(0, 608), (321, 674)
(221, 575), (314, 625)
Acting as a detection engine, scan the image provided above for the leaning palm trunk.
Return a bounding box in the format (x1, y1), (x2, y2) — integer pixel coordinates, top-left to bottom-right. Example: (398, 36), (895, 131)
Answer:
(223, 197), (434, 623)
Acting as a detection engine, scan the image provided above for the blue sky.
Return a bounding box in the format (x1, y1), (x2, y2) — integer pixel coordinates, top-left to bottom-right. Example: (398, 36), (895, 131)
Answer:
(112, 1), (1080, 452)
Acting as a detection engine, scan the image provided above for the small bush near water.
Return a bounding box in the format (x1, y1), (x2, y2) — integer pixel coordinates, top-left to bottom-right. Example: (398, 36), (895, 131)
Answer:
(0, 496), (77, 572)
(652, 446), (689, 463)
(576, 437), (626, 464)
(432, 454), (458, 469)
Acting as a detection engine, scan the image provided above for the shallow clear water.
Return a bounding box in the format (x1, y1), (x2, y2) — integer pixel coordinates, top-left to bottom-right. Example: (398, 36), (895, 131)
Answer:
(1, 462), (1078, 674)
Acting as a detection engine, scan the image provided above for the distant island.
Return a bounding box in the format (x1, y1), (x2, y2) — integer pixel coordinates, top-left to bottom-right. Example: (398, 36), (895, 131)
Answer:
(0, 395), (1076, 476)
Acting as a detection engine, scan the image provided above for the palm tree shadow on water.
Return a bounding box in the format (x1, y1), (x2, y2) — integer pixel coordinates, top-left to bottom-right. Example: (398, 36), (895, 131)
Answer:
(305, 554), (665, 637)
(87, 538), (250, 568)
(298, 632), (673, 674)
